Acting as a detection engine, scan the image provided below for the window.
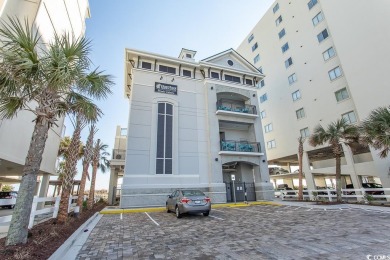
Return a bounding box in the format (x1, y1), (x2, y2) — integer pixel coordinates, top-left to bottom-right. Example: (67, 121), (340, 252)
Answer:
(211, 72), (219, 79)
(254, 54), (260, 63)
(159, 65), (176, 74)
(248, 34), (254, 43)
(186, 53), (192, 58)
(278, 28), (286, 39)
(267, 140), (276, 149)
(285, 57), (293, 68)
(224, 74), (241, 83)
(273, 3), (279, 13)
(323, 47), (336, 61)
(335, 88), (349, 102)
(300, 128), (310, 138)
(312, 12), (324, 26)
(264, 123), (273, 133)
(260, 93), (268, 103)
(156, 103), (173, 174)
(141, 62), (152, 70)
(245, 79), (253, 85)
(328, 66), (342, 80)
(275, 15), (283, 26)
(260, 110), (266, 119)
(288, 73), (297, 85)
(296, 108), (305, 119)
(183, 69), (191, 77)
(252, 42), (258, 52)
(292, 90), (301, 101)
(257, 79), (265, 88)
(342, 111), (357, 124)
(308, 0), (318, 10)
(317, 29), (329, 43)
(258, 67), (263, 73)
(281, 42), (289, 53)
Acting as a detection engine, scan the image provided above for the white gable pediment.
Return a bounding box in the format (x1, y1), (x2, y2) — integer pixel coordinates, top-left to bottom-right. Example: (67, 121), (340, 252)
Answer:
(201, 49), (259, 74)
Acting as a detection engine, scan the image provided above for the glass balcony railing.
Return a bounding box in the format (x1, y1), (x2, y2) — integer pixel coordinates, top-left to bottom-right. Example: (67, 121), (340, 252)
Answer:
(216, 100), (257, 115)
(220, 140), (261, 153)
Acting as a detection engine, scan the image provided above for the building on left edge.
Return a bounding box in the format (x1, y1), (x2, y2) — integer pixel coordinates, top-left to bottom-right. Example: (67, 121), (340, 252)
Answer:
(108, 47), (274, 207)
(0, 0), (90, 202)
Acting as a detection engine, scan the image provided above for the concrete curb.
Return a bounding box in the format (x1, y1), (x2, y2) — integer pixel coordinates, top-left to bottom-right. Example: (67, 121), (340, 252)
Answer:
(100, 201), (281, 214)
(48, 212), (102, 260)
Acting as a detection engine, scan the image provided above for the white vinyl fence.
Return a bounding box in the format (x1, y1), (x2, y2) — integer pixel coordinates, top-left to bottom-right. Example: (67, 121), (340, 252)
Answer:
(279, 188), (390, 202)
(0, 195), (80, 229)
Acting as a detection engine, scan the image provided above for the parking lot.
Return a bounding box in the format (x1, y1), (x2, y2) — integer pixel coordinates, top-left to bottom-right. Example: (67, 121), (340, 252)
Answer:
(77, 205), (390, 259)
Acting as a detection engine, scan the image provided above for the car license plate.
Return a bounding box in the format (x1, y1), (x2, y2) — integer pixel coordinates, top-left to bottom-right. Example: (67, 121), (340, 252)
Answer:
(194, 200), (201, 204)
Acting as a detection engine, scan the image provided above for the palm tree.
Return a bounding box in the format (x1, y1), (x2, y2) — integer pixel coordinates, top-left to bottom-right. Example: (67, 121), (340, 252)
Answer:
(360, 106), (390, 158)
(87, 139), (110, 209)
(309, 119), (358, 202)
(0, 18), (112, 245)
(76, 124), (97, 212)
(58, 136), (84, 160)
(297, 137), (305, 201)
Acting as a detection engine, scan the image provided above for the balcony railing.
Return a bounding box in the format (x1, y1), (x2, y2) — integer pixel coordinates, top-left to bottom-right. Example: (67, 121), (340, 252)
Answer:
(112, 149), (126, 160)
(216, 100), (257, 115)
(220, 140), (261, 153)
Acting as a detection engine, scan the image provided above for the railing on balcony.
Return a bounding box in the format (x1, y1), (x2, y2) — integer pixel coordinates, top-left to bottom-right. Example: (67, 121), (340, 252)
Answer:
(216, 100), (257, 115)
(112, 149), (126, 160)
(220, 140), (261, 153)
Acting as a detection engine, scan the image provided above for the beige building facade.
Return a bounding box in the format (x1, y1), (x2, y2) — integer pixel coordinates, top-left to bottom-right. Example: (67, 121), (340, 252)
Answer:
(116, 48), (274, 207)
(237, 0), (390, 191)
(0, 0), (90, 197)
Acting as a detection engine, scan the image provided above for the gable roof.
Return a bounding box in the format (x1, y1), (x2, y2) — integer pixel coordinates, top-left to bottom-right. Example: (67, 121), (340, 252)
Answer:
(201, 48), (261, 74)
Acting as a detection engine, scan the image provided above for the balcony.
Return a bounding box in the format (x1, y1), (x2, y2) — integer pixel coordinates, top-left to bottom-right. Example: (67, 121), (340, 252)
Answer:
(216, 99), (258, 119)
(219, 140), (263, 156)
(112, 149), (126, 160)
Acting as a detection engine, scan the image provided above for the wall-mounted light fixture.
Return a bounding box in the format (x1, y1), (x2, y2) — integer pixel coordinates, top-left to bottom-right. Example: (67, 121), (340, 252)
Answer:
(215, 158), (218, 161)
(160, 76), (163, 80)
(171, 78), (175, 82)
(211, 86), (214, 90)
(253, 94), (256, 97)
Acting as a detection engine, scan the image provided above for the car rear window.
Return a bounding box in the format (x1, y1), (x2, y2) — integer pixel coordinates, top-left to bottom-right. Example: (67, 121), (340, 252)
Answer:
(0, 192), (11, 198)
(182, 190), (205, 196)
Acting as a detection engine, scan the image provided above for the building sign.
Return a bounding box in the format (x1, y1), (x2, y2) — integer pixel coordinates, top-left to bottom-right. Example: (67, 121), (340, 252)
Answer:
(155, 82), (177, 95)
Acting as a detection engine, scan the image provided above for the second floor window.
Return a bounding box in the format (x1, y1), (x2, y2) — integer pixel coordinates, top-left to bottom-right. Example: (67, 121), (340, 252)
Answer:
(328, 66), (342, 80)
(252, 42), (259, 52)
(308, 0), (318, 10)
(342, 111), (357, 124)
(281, 42), (289, 53)
(292, 90), (301, 101)
(285, 57), (293, 68)
(275, 15), (283, 26)
(183, 69), (191, 77)
(264, 123), (273, 133)
(288, 73), (297, 85)
(278, 28), (286, 39)
(317, 29), (329, 43)
(296, 108), (305, 119)
(211, 72), (219, 79)
(312, 12), (324, 26)
(141, 62), (152, 70)
(156, 103), (173, 174)
(254, 54), (260, 64)
(267, 140), (276, 149)
(335, 88), (349, 102)
(260, 93), (268, 103)
(323, 47), (336, 61)
(300, 128), (310, 138)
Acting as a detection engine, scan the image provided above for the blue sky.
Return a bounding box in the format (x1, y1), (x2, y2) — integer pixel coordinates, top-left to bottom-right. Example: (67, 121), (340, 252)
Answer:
(65, 0), (274, 190)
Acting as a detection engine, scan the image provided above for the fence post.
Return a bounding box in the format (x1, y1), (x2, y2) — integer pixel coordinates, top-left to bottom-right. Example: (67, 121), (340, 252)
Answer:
(53, 196), (60, 218)
(28, 197), (38, 229)
(362, 189), (367, 204)
(327, 189), (332, 202)
(68, 196), (72, 213)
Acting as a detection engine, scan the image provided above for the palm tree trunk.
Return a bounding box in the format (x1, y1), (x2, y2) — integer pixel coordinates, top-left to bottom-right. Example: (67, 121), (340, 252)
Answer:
(76, 162), (89, 212)
(6, 120), (50, 245)
(298, 138), (304, 201)
(335, 153), (342, 202)
(57, 116), (84, 224)
(87, 164), (98, 209)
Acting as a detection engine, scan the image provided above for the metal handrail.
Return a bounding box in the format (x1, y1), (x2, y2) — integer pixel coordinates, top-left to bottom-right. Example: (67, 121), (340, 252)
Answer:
(216, 100), (257, 115)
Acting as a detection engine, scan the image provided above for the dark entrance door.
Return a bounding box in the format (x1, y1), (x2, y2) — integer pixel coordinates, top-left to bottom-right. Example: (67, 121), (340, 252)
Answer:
(225, 182), (256, 202)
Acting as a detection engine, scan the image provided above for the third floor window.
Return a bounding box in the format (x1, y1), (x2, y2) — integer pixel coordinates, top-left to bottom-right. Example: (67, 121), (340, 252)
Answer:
(317, 29), (329, 43)
(252, 42), (259, 52)
(278, 28), (286, 39)
(312, 12), (324, 26)
(285, 57), (293, 68)
(275, 15), (283, 26)
(308, 0), (318, 10)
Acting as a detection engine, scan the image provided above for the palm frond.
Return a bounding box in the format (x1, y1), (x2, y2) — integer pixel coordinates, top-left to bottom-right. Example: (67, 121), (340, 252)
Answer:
(76, 68), (113, 100)
(66, 92), (102, 123)
(0, 96), (26, 119)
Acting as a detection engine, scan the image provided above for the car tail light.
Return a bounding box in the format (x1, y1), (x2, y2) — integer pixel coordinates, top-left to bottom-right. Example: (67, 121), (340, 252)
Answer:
(180, 197), (190, 203)
(204, 197), (211, 203)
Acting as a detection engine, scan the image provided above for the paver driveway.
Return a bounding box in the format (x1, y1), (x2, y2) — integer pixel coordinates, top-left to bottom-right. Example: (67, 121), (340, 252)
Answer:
(77, 205), (390, 259)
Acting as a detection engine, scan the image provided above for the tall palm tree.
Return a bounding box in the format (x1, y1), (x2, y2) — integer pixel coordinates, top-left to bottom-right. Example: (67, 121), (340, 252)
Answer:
(309, 119), (358, 202)
(87, 139), (110, 209)
(58, 136), (84, 160)
(360, 106), (390, 158)
(297, 136), (305, 201)
(0, 18), (113, 245)
(76, 124), (97, 212)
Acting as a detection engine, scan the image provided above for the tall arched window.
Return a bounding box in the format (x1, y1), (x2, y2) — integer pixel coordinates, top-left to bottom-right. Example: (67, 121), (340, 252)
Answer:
(156, 102), (173, 174)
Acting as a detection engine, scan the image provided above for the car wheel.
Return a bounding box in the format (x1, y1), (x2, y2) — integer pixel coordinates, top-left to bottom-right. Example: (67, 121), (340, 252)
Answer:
(175, 206), (182, 218)
(166, 203), (170, 213)
(203, 211), (209, 217)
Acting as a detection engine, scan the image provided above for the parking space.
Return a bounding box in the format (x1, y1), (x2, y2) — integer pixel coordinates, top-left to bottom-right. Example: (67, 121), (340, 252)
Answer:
(77, 205), (390, 259)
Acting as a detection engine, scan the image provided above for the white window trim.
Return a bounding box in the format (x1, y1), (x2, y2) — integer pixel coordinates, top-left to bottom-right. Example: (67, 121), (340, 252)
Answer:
(323, 46), (337, 62)
(296, 108), (306, 120)
(312, 11), (324, 27)
(342, 111), (358, 124)
(292, 90), (301, 102)
(317, 28), (330, 44)
(335, 88), (350, 103)
(329, 66), (343, 81)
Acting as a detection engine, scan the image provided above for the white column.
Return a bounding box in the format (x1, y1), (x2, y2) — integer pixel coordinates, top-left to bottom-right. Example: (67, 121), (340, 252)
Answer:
(108, 167), (118, 205)
(37, 174), (50, 209)
(302, 152), (316, 198)
(341, 143), (363, 201)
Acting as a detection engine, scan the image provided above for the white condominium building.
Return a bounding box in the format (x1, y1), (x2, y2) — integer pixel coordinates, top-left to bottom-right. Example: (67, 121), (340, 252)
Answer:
(118, 48), (273, 207)
(0, 0), (90, 196)
(237, 0), (390, 191)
